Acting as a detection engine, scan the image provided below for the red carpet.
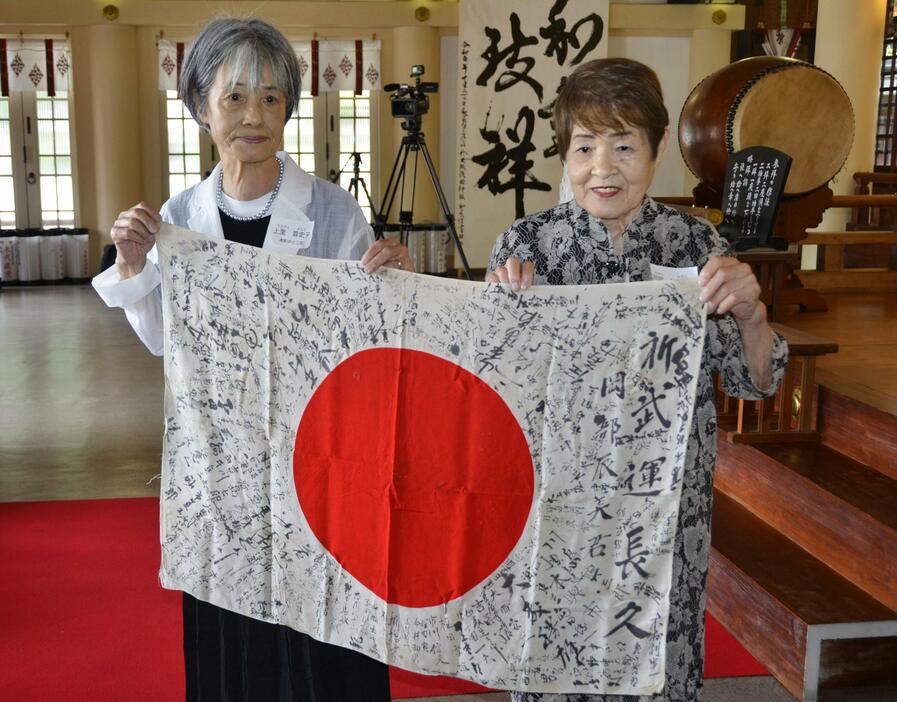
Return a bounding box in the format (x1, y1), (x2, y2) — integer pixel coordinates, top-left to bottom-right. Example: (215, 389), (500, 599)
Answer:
(0, 498), (765, 700)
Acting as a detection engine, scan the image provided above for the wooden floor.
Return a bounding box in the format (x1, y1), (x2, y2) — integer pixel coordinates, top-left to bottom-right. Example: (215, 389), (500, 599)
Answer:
(777, 292), (897, 416)
(0, 285), (164, 502)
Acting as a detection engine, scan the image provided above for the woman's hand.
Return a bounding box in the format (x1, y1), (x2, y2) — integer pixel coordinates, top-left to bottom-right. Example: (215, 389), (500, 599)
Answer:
(111, 202), (161, 280)
(360, 238), (414, 274)
(699, 255), (774, 389)
(486, 256), (535, 291)
(698, 255), (764, 324)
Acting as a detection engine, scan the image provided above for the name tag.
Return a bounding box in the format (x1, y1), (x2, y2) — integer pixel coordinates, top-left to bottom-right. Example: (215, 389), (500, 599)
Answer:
(264, 220), (314, 254)
(649, 264), (698, 281)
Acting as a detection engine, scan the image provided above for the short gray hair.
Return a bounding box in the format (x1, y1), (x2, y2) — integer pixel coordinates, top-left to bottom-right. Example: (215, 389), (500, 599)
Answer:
(179, 17), (301, 129)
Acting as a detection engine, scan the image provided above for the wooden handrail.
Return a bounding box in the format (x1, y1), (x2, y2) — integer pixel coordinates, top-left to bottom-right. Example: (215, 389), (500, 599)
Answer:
(653, 198), (724, 225)
(830, 195), (897, 208)
(769, 323), (838, 356)
(716, 324), (837, 444)
(654, 194), (897, 208)
(654, 196), (695, 205)
(854, 171), (897, 186)
(802, 231), (897, 245)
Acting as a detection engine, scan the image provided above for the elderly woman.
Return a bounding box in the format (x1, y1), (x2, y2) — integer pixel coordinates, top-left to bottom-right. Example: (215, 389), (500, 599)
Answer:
(92, 17), (405, 700)
(488, 58), (788, 702)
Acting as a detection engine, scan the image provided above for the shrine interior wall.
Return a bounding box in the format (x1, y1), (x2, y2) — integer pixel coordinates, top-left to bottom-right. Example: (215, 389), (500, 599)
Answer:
(0, 1), (880, 272)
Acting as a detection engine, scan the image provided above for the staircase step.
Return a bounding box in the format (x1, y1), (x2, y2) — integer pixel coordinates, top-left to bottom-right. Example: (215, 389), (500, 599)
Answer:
(709, 491), (897, 701)
(716, 436), (897, 612)
(818, 385), (897, 482)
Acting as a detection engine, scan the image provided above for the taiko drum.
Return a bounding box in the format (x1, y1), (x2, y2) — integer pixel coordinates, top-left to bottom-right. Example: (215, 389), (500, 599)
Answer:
(679, 56), (854, 196)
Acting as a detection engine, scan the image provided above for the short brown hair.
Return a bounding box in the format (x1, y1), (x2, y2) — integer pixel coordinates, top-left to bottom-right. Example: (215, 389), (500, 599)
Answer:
(554, 58), (669, 160)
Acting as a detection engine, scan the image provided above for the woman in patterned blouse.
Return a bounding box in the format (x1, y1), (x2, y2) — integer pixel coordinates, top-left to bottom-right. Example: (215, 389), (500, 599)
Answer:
(488, 58), (788, 702)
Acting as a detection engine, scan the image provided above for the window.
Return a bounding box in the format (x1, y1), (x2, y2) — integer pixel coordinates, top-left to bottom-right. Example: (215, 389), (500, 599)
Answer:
(876, 0), (897, 171)
(284, 94), (317, 176)
(0, 97), (14, 228)
(36, 91), (74, 228)
(165, 90), (203, 197)
(0, 90), (77, 229)
(334, 90), (373, 220)
(162, 90), (217, 199)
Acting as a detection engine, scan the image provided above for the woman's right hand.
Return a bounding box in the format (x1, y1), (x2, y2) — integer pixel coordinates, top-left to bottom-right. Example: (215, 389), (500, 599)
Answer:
(111, 202), (161, 279)
(486, 256), (535, 292)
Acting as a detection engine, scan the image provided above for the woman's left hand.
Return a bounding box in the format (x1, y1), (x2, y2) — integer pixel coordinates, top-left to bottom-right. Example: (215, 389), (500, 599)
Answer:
(698, 255), (764, 325)
(360, 239), (414, 274)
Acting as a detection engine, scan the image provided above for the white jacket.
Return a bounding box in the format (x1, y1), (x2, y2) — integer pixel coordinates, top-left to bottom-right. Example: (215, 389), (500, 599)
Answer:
(93, 153), (374, 355)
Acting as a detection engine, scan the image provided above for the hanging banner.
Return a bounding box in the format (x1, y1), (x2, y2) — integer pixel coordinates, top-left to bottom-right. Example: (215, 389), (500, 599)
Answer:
(157, 39), (184, 92)
(156, 224), (706, 695)
(294, 39), (381, 96)
(2, 38), (72, 96)
(456, 0), (609, 266)
(157, 39), (380, 96)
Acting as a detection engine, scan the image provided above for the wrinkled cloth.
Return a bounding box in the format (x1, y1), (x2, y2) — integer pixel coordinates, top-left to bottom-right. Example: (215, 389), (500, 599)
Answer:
(489, 197), (788, 702)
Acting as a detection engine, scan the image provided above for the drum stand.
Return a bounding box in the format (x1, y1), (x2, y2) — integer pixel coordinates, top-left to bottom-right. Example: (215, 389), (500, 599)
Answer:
(694, 182), (830, 321)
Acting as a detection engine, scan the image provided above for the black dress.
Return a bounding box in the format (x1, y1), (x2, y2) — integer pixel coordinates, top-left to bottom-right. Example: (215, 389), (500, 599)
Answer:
(182, 210), (391, 702)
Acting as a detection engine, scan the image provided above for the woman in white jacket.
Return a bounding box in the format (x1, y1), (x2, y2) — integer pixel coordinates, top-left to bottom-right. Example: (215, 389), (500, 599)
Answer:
(93, 16), (407, 701)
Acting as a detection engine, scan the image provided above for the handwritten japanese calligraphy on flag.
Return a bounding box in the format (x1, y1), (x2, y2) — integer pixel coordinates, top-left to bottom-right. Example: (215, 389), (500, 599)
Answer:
(457, 0), (608, 266)
(156, 224), (705, 695)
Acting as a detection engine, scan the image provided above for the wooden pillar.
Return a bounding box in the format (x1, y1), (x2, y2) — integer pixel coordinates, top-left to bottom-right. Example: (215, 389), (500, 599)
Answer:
(388, 25), (441, 224)
(71, 24), (144, 271)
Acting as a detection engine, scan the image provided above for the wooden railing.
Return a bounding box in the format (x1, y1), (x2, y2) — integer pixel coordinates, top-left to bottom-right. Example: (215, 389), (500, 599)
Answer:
(803, 188), (897, 292)
(656, 188), (897, 294)
(716, 324), (838, 443)
(653, 198), (724, 225)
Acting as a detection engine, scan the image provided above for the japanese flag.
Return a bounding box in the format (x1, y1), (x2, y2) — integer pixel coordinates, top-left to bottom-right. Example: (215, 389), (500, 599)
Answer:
(156, 224), (705, 695)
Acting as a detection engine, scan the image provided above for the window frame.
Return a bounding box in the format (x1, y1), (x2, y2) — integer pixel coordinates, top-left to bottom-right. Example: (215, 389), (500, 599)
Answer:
(876, 0), (897, 172)
(1, 89), (78, 229)
(158, 90), (217, 202)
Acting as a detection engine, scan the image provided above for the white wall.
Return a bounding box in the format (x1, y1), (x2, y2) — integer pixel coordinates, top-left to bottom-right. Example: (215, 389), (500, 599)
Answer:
(608, 33), (692, 198)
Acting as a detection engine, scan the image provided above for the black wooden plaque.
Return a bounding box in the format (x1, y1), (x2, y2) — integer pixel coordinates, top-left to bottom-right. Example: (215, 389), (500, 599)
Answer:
(718, 146), (792, 250)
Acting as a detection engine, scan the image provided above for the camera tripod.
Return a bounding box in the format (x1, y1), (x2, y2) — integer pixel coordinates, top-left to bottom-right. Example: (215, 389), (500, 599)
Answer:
(330, 152), (373, 210)
(372, 127), (473, 280)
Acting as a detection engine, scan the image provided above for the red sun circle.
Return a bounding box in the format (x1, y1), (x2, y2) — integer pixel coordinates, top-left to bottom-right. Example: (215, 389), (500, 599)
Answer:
(293, 347), (534, 608)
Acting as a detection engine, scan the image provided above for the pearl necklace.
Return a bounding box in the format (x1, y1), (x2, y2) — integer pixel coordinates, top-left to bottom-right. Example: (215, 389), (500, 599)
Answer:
(216, 157), (285, 221)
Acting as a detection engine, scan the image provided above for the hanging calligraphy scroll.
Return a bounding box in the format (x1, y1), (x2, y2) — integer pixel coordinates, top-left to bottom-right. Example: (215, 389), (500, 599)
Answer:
(157, 223), (706, 695)
(1, 38), (72, 96)
(457, 0), (608, 266)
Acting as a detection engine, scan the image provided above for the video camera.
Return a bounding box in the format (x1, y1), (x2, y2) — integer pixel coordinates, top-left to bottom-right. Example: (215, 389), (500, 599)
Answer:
(385, 65), (438, 132)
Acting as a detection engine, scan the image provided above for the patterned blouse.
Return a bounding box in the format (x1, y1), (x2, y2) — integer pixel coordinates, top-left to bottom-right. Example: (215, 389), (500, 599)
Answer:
(489, 197), (789, 702)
